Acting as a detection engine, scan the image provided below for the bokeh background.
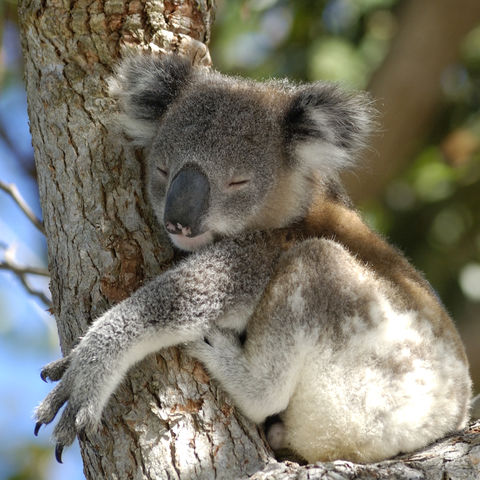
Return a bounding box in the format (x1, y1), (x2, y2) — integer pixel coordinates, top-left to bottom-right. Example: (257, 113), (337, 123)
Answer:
(1, 0), (479, 478)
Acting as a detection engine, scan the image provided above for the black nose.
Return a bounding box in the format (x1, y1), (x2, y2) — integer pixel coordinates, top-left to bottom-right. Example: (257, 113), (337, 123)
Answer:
(164, 165), (210, 237)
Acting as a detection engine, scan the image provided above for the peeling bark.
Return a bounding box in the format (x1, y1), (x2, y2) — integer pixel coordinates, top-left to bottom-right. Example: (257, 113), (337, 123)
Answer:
(19, 0), (480, 478)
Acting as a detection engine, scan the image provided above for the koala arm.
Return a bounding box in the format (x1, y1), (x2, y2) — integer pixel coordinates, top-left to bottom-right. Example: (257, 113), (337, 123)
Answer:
(35, 231), (279, 460)
(187, 242), (313, 425)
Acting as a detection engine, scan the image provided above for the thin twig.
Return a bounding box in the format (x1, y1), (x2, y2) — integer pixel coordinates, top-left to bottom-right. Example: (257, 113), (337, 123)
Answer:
(0, 180), (45, 235)
(0, 262), (49, 276)
(0, 121), (32, 168)
(17, 274), (51, 307)
(0, 258), (51, 307)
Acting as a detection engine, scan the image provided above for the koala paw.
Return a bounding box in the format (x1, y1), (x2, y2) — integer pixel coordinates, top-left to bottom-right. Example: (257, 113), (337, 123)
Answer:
(188, 325), (241, 355)
(34, 354), (104, 463)
(186, 326), (243, 372)
(265, 418), (286, 451)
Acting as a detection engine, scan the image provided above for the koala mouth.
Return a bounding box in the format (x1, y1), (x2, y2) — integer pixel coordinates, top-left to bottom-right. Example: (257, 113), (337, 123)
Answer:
(167, 229), (214, 251)
(165, 221), (194, 237)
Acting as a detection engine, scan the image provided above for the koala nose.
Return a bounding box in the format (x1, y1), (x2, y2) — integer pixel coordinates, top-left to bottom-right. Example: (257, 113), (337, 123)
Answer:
(164, 165), (210, 237)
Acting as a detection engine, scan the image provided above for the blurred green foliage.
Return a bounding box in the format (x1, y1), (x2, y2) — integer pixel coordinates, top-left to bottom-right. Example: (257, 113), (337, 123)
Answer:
(210, 1), (480, 356)
(211, 0), (399, 86)
(6, 444), (52, 480)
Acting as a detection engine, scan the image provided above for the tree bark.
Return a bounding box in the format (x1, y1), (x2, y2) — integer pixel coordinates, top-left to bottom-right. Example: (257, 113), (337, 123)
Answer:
(18, 0), (480, 478)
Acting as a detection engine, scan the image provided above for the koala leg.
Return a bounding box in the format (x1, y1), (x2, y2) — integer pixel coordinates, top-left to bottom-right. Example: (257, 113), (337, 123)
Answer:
(188, 236), (470, 463)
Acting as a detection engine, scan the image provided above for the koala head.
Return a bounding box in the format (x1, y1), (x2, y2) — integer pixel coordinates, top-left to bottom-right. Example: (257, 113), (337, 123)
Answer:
(111, 54), (372, 251)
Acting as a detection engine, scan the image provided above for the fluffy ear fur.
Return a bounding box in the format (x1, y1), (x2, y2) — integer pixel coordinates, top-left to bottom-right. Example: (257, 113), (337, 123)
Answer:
(284, 83), (374, 173)
(109, 54), (192, 146)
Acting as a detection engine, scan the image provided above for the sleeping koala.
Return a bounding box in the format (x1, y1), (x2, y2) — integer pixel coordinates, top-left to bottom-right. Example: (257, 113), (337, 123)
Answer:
(35, 54), (472, 465)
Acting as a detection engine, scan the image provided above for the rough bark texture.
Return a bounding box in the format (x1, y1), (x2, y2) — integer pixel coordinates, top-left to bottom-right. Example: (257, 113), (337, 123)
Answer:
(344, 0), (480, 203)
(19, 0), (480, 478)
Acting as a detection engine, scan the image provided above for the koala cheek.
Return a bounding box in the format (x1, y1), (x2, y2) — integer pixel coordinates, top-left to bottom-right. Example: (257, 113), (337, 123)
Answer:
(148, 192), (167, 226)
(147, 177), (166, 205)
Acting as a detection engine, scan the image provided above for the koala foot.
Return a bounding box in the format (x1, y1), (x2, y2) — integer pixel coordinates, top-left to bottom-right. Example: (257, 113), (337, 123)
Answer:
(264, 415), (286, 451)
(34, 354), (104, 463)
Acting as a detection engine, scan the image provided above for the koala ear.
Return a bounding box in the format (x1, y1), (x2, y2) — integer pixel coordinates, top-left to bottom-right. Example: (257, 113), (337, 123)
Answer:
(284, 83), (374, 173)
(109, 54), (193, 146)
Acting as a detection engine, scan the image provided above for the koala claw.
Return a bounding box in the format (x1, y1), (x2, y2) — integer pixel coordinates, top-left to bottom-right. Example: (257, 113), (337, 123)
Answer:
(54, 408), (93, 464)
(34, 421), (42, 436)
(55, 443), (64, 464)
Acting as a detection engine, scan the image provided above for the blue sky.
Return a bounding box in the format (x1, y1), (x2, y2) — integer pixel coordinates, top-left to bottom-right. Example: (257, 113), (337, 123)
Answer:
(0, 23), (85, 480)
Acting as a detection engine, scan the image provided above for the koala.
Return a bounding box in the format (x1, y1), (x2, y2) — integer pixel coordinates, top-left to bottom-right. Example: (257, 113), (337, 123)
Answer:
(35, 54), (472, 465)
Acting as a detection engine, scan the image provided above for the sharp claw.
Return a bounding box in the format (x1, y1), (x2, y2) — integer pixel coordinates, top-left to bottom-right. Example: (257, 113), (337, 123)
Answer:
(55, 443), (64, 464)
(34, 421), (42, 436)
(40, 370), (48, 382)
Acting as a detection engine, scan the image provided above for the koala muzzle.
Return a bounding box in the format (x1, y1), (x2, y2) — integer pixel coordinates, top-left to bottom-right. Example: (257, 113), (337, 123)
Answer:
(164, 166), (210, 237)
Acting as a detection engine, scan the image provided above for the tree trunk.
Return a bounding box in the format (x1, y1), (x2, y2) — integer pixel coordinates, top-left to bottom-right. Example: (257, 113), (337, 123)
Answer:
(18, 0), (480, 478)
(18, 1), (271, 478)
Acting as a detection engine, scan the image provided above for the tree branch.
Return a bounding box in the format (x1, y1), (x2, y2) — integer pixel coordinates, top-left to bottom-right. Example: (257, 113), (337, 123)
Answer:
(0, 261), (49, 276)
(0, 254), (51, 307)
(0, 180), (45, 234)
(251, 420), (480, 479)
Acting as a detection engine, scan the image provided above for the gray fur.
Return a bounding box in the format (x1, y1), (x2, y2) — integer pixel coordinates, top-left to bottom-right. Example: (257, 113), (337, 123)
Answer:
(36, 54), (471, 464)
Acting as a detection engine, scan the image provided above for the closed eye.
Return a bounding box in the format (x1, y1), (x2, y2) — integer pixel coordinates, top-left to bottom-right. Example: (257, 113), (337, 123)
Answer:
(228, 178), (251, 189)
(157, 167), (169, 178)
